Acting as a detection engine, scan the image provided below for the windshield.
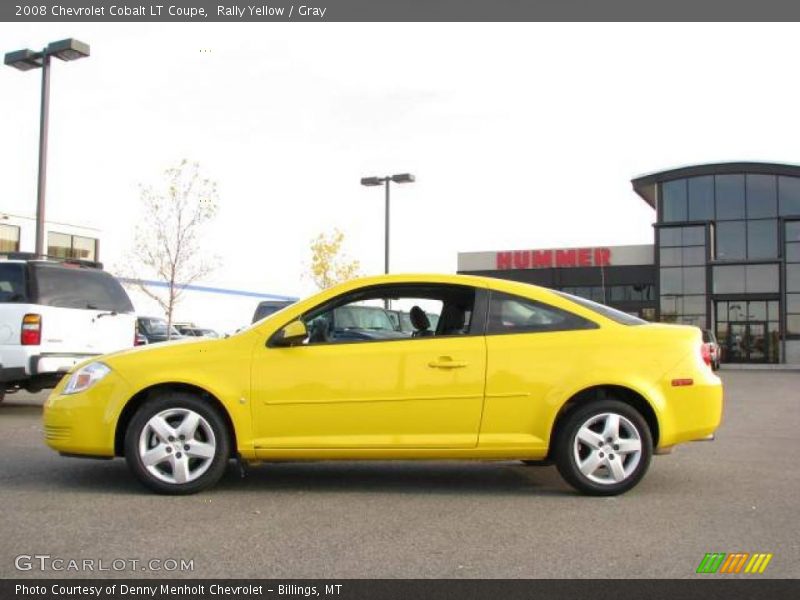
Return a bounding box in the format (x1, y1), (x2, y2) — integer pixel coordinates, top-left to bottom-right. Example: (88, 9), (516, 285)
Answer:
(554, 291), (646, 326)
(333, 306), (395, 331)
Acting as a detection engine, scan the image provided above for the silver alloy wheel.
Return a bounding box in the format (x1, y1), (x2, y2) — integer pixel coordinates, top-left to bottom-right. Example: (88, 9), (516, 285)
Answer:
(573, 412), (642, 485)
(138, 408), (217, 485)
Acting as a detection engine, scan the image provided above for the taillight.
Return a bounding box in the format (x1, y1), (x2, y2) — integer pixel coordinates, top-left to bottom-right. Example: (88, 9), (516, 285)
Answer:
(21, 314), (42, 345)
(700, 343), (712, 368)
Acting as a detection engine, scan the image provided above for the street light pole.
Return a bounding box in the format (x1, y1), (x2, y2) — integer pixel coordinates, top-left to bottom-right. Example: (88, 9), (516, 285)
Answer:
(4, 38), (90, 259)
(384, 178), (390, 275)
(361, 172), (415, 276)
(35, 53), (52, 258)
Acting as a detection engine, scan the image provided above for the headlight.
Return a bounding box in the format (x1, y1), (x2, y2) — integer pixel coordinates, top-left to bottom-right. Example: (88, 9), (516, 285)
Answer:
(62, 362), (112, 395)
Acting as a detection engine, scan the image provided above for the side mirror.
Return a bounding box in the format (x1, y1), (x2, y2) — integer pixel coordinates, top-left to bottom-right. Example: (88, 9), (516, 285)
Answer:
(273, 320), (308, 347)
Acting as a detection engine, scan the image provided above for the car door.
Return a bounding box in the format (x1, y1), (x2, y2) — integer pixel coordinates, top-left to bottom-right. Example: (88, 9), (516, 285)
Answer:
(250, 285), (487, 452)
(480, 290), (600, 450)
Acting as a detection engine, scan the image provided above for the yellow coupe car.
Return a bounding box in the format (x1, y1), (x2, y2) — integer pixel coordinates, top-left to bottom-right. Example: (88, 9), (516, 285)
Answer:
(43, 274), (723, 495)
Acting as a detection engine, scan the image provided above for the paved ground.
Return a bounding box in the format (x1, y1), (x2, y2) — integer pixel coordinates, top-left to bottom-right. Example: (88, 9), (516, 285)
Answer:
(0, 371), (798, 579)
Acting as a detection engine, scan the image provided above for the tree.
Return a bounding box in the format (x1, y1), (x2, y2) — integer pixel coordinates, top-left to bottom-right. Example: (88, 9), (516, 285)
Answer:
(124, 160), (219, 336)
(307, 228), (361, 290)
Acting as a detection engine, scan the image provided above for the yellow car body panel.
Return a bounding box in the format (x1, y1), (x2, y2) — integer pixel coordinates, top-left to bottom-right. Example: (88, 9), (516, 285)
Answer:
(43, 273), (723, 465)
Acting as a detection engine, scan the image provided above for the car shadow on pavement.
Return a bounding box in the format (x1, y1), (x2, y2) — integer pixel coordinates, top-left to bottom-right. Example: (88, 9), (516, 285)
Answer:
(217, 460), (573, 497)
(0, 402), (44, 416)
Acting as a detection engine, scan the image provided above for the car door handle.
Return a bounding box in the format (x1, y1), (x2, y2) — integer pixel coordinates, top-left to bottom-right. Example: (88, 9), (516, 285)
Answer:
(428, 357), (468, 369)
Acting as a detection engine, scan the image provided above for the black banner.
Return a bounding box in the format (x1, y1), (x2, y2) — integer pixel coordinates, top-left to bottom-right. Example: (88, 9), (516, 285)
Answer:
(3, 580), (800, 600)
(5, 0), (800, 22)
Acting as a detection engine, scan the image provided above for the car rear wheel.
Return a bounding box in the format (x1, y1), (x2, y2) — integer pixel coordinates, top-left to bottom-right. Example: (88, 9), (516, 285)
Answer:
(554, 399), (652, 496)
(124, 392), (230, 494)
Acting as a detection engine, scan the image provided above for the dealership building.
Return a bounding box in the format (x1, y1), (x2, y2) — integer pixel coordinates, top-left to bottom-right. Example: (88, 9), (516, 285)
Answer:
(458, 162), (800, 365)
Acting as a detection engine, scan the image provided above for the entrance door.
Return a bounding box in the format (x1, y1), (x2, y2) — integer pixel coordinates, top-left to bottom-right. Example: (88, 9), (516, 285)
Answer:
(723, 321), (768, 363)
(746, 322), (767, 362)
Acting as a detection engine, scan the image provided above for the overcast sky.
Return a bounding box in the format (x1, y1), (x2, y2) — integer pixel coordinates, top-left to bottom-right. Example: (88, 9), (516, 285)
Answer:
(2, 23), (799, 298)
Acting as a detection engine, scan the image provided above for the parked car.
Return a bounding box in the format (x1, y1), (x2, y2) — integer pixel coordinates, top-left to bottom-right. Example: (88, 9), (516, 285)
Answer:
(136, 317), (184, 344)
(251, 300), (295, 323)
(702, 329), (721, 370)
(179, 327), (219, 339)
(43, 273), (723, 496)
(0, 255), (135, 402)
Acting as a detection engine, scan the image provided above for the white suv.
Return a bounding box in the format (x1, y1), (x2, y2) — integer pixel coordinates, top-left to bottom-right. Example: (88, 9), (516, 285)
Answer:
(0, 257), (136, 402)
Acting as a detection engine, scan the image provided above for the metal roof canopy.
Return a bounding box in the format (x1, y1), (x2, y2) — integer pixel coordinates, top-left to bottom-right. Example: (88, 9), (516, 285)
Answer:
(631, 161), (800, 209)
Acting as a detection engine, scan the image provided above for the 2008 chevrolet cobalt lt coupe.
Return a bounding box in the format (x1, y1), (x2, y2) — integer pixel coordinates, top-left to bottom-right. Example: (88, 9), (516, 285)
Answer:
(44, 274), (723, 495)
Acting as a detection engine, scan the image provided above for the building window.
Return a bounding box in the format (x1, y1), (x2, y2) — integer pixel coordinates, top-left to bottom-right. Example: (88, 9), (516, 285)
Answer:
(715, 174), (746, 220)
(715, 218), (778, 261)
(712, 264), (779, 295)
(661, 179), (687, 222)
(688, 176), (714, 221)
(787, 221), (800, 335)
(746, 174), (778, 219)
(715, 221), (746, 260)
(779, 176), (800, 217)
(47, 232), (98, 261)
(659, 225), (707, 327)
(0, 223), (20, 253)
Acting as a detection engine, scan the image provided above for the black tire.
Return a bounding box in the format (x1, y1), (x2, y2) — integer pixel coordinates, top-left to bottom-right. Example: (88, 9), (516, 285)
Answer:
(124, 392), (231, 495)
(554, 399), (653, 496)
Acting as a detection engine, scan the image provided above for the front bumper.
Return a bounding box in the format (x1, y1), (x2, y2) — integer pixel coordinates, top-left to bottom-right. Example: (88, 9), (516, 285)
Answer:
(43, 370), (131, 458)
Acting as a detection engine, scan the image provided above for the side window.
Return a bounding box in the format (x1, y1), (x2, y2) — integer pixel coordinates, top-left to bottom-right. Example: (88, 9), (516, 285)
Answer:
(487, 291), (596, 334)
(0, 263), (27, 303)
(301, 284), (477, 345)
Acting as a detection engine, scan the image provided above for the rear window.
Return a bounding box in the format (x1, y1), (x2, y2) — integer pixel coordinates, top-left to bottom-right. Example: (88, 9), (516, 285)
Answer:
(488, 291), (597, 334)
(554, 291), (646, 326)
(31, 265), (134, 312)
(0, 263), (27, 303)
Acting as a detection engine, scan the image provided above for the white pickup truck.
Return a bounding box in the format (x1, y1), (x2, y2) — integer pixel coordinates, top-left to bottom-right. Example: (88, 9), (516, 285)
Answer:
(0, 257), (136, 402)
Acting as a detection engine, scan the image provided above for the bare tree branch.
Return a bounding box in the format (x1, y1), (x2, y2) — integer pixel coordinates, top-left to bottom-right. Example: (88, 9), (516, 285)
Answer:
(120, 161), (220, 337)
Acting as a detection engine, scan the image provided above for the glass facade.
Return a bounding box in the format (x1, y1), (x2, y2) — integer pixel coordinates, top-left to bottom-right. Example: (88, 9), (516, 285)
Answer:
(656, 168), (800, 363)
(787, 221), (800, 336)
(658, 225), (706, 328)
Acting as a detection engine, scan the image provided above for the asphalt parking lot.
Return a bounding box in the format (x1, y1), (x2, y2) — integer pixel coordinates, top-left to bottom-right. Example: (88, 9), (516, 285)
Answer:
(0, 370), (798, 579)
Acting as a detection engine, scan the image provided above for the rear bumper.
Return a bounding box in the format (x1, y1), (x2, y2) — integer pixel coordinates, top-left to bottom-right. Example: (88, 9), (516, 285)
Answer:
(30, 353), (97, 376)
(658, 376), (724, 448)
(0, 347), (97, 384)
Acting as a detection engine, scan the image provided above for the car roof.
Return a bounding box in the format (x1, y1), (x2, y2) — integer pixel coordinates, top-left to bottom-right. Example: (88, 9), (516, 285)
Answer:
(321, 273), (548, 296)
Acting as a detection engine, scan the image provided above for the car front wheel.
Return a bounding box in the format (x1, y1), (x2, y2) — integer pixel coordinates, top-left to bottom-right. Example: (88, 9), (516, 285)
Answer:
(554, 400), (653, 496)
(124, 392), (230, 494)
